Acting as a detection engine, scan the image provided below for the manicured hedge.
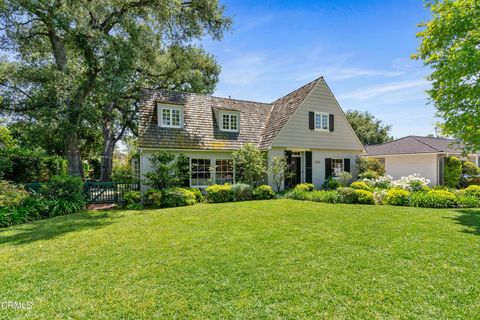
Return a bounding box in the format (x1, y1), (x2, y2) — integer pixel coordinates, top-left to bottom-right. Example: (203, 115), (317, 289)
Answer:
(384, 189), (410, 206)
(409, 190), (457, 208)
(162, 188), (196, 207)
(206, 184), (235, 203)
(294, 183), (315, 192)
(253, 185), (275, 200)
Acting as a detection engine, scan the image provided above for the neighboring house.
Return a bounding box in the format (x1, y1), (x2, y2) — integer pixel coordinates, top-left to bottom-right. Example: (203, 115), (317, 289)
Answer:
(138, 77), (364, 190)
(364, 136), (480, 186)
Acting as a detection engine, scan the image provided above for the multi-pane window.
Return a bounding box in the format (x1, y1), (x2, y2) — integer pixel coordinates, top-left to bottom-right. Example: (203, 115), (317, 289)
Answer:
(315, 112), (329, 131)
(221, 113), (239, 132)
(191, 159), (211, 186)
(215, 159), (234, 184)
(331, 158), (344, 176)
(160, 107), (181, 128)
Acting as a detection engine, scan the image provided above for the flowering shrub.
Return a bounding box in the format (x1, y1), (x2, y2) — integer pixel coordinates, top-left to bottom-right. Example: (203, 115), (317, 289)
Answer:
(392, 174), (430, 192)
(374, 175), (394, 189)
(373, 189), (388, 205)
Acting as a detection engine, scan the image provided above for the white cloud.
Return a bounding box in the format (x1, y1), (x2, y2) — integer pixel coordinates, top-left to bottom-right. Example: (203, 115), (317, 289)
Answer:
(339, 79), (429, 101)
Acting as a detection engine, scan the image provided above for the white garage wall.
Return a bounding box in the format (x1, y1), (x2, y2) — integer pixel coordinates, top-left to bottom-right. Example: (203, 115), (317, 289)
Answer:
(384, 154), (439, 185)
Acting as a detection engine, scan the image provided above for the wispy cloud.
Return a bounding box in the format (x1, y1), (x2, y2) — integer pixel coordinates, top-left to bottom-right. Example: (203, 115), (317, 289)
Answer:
(339, 79), (429, 101)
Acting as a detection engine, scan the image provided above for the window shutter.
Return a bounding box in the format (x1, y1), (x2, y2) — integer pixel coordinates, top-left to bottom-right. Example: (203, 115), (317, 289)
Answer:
(153, 103), (158, 124)
(329, 114), (334, 132)
(325, 158), (332, 180)
(305, 151), (312, 183)
(309, 112), (315, 130)
(344, 158), (351, 173)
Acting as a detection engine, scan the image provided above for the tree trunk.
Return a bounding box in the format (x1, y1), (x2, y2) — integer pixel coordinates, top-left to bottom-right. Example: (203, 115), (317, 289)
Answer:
(66, 129), (84, 178)
(99, 134), (116, 182)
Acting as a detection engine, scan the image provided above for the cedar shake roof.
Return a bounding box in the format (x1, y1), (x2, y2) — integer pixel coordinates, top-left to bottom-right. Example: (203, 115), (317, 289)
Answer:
(364, 136), (467, 156)
(138, 78), (321, 150)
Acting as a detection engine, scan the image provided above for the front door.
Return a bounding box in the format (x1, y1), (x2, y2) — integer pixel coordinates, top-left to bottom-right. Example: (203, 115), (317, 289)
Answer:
(291, 156), (301, 186)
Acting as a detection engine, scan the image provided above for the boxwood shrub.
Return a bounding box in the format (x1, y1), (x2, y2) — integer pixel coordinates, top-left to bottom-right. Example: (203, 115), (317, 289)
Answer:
(143, 189), (162, 208)
(253, 185), (275, 200)
(124, 191), (143, 210)
(184, 187), (205, 203)
(337, 187), (358, 204)
(231, 183), (254, 201)
(463, 185), (480, 198)
(355, 189), (374, 204)
(409, 190), (457, 208)
(456, 195), (480, 208)
(385, 188), (410, 206)
(350, 181), (371, 191)
(294, 183), (315, 192)
(309, 190), (341, 203)
(206, 184), (235, 203)
(162, 188), (196, 207)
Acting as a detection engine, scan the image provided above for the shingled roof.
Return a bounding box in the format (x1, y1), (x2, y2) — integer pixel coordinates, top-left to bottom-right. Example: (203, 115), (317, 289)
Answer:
(364, 136), (467, 156)
(138, 78), (321, 150)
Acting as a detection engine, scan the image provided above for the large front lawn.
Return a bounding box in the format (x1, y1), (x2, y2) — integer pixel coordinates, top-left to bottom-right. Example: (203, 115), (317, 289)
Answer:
(0, 200), (479, 319)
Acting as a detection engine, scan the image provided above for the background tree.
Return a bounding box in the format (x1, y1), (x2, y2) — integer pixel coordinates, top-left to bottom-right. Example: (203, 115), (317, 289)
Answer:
(0, 0), (231, 177)
(414, 0), (480, 152)
(345, 110), (393, 146)
(232, 144), (266, 186)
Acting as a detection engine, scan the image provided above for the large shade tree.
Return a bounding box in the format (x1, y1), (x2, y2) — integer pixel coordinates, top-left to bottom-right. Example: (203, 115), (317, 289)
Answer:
(345, 110), (393, 146)
(0, 0), (230, 177)
(414, 0), (480, 152)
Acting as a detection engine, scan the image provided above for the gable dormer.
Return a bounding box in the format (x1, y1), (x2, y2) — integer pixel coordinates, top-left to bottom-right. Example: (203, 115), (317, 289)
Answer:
(212, 107), (240, 133)
(157, 103), (184, 129)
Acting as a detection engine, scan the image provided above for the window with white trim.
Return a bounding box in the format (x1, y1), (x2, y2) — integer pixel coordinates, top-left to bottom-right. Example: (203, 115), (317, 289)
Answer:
(220, 112), (239, 132)
(315, 112), (329, 131)
(191, 159), (211, 186)
(159, 106), (181, 128)
(215, 159), (234, 184)
(331, 158), (344, 176)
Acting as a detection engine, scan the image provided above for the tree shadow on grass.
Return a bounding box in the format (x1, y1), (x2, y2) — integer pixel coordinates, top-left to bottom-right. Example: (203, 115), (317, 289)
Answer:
(0, 212), (116, 246)
(450, 209), (480, 236)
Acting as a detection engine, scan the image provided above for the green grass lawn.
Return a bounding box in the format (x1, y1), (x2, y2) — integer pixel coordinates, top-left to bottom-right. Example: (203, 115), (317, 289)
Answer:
(1, 200), (479, 319)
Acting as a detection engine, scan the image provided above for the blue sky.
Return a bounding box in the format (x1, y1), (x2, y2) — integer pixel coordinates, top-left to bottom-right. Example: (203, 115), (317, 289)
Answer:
(203, 0), (435, 138)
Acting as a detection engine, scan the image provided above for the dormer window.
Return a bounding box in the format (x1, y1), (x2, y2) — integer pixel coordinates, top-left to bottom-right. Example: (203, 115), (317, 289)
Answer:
(220, 111), (239, 132)
(158, 104), (183, 128)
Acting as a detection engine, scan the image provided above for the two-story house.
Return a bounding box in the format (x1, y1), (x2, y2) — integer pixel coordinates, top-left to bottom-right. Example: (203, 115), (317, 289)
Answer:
(138, 77), (364, 190)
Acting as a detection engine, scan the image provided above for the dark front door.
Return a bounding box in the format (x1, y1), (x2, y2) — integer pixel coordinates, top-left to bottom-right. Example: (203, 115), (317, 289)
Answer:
(291, 157), (301, 186)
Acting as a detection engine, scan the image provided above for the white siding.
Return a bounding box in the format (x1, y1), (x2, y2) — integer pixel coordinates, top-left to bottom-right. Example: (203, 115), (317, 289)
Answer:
(272, 79), (364, 151)
(267, 148), (361, 190)
(140, 149), (234, 191)
(384, 154), (439, 186)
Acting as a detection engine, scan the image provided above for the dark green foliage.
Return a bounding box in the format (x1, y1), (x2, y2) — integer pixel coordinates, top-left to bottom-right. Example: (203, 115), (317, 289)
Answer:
(294, 183), (315, 192)
(231, 183), (254, 201)
(143, 152), (190, 190)
(184, 188), (205, 203)
(253, 185), (275, 200)
(385, 189), (410, 206)
(206, 184), (235, 203)
(40, 175), (86, 216)
(337, 187), (358, 204)
(357, 157), (385, 176)
(345, 110), (393, 146)
(0, 180), (29, 208)
(162, 188), (196, 208)
(322, 178), (340, 190)
(0, 147), (67, 183)
(143, 189), (162, 209)
(409, 190), (457, 208)
(444, 156), (462, 188)
(124, 191), (143, 210)
(350, 181), (371, 191)
(309, 190), (341, 204)
(355, 189), (374, 204)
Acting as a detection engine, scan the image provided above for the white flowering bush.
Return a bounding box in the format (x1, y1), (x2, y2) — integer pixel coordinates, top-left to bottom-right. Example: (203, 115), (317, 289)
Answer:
(392, 174), (430, 192)
(373, 189), (388, 205)
(374, 175), (394, 189)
